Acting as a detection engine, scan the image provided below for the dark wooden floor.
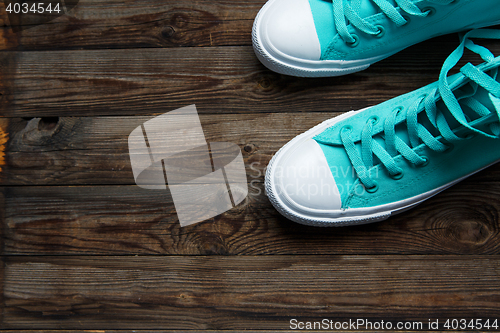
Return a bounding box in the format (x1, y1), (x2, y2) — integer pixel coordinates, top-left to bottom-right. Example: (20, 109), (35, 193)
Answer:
(1, 0), (500, 331)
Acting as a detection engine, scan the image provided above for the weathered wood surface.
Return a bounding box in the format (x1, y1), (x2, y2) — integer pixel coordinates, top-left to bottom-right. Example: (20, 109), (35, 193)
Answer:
(0, 187), (4, 327)
(1, 331), (447, 333)
(3, 0), (497, 53)
(2, 111), (500, 256)
(2, 113), (336, 185)
(2, 329), (406, 333)
(4, 180), (500, 255)
(0, 0), (263, 51)
(4, 256), (500, 330)
(2, 0), (500, 330)
(2, 34), (500, 117)
(0, 41), (483, 118)
(5, 114), (500, 186)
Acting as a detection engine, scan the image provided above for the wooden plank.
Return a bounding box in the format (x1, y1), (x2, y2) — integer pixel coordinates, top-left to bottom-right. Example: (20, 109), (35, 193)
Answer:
(0, 256), (3, 330)
(2, 36), (485, 118)
(3, 34), (500, 118)
(0, 187), (4, 328)
(4, 179), (500, 255)
(0, 1), (498, 52)
(0, 118), (7, 183)
(0, 0), (263, 51)
(0, 331), (448, 333)
(0, 330), (460, 333)
(0, 187), (4, 252)
(3, 255), (500, 329)
(6, 113), (500, 186)
(0, 1), (18, 50)
(2, 329), (412, 333)
(3, 113), (338, 185)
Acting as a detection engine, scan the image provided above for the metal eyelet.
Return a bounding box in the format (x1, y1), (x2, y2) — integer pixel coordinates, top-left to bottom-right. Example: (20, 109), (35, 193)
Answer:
(422, 6), (436, 16)
(368, 115), (380, 125)
(394, 106), (404, 114)
(341, 125), (353, 133)
(401, 15), (411, 26)
(390, 170), (404, 180)
(365, 181), (379, 193)
(444, 143), (455, 153)
(346, 34), (360, 48)
(374, 25), (386, 38)
(417, 156), (430, 167)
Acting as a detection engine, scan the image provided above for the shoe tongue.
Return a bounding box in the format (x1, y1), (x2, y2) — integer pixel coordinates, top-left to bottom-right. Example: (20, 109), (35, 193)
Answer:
(310, 0), (397, 55)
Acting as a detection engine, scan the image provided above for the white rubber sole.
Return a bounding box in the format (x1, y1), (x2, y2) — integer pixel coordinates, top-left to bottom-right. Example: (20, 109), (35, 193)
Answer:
(265, 110), (497, 227)
(252, 0), (500, 77)
(251, 0), (383, 77)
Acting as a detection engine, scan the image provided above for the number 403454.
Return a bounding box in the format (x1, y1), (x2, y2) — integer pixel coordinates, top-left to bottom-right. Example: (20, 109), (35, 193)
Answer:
(6, 2), (61, 14)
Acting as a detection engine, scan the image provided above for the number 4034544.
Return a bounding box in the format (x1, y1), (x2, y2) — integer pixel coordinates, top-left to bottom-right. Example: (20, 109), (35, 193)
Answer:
(6, 2), (61, 14)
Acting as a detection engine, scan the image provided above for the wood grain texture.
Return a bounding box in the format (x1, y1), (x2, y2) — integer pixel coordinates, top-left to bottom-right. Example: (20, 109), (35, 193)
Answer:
(0, 331), (411, 333)
(6, 113), (500, 186)
(0, 187), (4, 328)
(2, 0), (500, 329)
(3, 34), (500, 118)
(2, 37), (484, 118)
(4, 113), (337, 185)
(3, 112), (500, 256)
(4, 179), (500, 255)
(4, 255), (500, 330)
(0, 118), (7, 179)
(0, 0), (263, 51)
(0, 1), (19, 50)
(2, 329), (402, 333)
(3, 1), (495, 53)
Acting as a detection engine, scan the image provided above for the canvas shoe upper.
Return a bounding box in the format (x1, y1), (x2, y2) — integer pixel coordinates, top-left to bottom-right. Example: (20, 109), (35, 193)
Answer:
(253, 0), (500, 77)
(265, 29), (500, 226)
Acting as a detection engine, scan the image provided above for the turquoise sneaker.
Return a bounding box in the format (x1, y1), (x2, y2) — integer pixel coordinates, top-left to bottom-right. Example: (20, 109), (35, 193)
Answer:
(252, 0), (500, 77)
(265, 29), (500, 226)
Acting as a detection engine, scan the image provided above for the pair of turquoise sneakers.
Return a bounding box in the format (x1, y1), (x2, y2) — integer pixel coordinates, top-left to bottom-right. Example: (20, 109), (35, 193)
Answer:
(253, 0), (500, 226)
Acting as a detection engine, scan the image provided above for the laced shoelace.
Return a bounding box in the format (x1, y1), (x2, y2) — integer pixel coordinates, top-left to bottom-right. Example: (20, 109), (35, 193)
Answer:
(340, 29), (500, 190)
(334, 0), (455, 45)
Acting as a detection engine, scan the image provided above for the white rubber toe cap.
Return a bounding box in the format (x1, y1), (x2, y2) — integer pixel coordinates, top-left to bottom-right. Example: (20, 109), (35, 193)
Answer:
(274, 138), (342, 211)
(257, 0), (321, 61)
